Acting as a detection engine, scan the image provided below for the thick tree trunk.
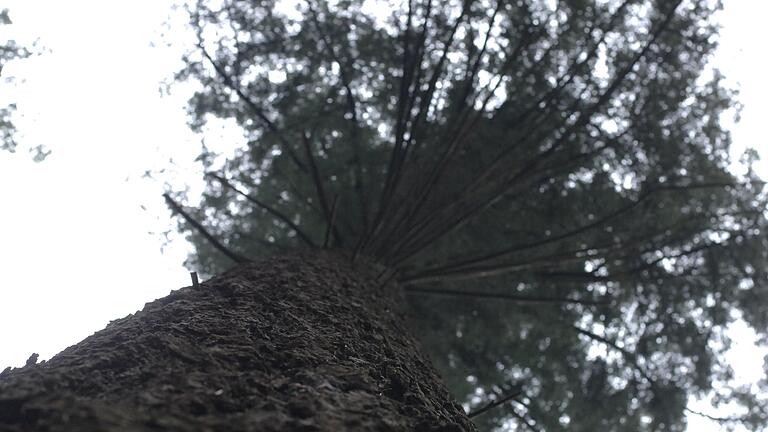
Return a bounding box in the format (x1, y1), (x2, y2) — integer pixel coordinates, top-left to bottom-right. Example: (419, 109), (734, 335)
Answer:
(0, 252), (475, 431)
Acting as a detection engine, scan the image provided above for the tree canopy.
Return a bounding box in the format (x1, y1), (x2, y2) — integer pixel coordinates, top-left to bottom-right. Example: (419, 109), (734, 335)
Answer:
(167, 0), (768, 430)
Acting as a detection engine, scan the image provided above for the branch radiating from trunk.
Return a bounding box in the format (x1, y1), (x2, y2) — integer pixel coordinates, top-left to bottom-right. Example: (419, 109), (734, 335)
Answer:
(207, 173), (317, 248)
(198, 45), (307, 173)
(405, 286), (609, 306)
(467, 386), (523, 418)
(383, 1), (684, 266)
(163, 192), (249, 264)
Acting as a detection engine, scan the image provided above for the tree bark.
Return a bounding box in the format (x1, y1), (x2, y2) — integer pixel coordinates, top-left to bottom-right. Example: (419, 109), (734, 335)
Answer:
(0, 252), (475, 431)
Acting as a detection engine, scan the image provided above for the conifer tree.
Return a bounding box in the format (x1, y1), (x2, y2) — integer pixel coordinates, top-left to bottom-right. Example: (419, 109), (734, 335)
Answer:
(172, 0), (768, 430)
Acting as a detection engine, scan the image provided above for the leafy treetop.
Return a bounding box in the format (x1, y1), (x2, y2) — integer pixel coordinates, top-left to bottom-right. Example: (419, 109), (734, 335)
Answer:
(168, 0), (768, 430)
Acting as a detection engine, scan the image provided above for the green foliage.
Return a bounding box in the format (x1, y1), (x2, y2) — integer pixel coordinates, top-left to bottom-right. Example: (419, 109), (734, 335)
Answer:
(170, 0), (768, 430)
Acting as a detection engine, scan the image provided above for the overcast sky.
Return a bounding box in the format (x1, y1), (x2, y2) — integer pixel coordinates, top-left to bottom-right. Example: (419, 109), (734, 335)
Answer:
(0, 1), (766, 430)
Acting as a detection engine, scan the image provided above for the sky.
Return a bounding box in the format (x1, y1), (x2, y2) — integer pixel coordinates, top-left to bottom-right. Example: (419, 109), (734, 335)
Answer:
(0, 1), (766, 430)
(0, 0), (200, 366)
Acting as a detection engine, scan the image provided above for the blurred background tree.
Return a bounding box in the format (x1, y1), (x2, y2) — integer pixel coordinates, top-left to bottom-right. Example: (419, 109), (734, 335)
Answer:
(0, 9), (27, 153)
(0, 8), (47, 161)
(167, 0), (768, 430)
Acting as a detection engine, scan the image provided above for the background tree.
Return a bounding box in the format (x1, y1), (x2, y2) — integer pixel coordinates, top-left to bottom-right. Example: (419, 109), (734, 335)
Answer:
(0, 9), (28, 153)
(0, 8), (48, 161)
(169, 0), (768, 430)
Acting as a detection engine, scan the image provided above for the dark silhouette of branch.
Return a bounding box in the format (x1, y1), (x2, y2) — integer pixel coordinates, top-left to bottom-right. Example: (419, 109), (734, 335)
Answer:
(503, 0), (634, 129)
(301, 132), (332, 226)
(371, 66), (510, 261)
(324, 195), (339, 249)
(306, 5), (360, 127)
(458, 0), (504, 107)
(468, 386), (524, 418)
(388, 0), (417, 187)
(206, 173), (316, 248)
(564, 319), (681, 428)
(385, 1), (684, 266)
(371, 0), (424, 243)
(398, 179), (744, 281)
(357, 0), (471, 261)
(198, 45), (307, 173)
(306, 4), (369, 232)
(400, 245), (604, 284)
(270, 161), (332, 224)
(366, 0), (437, 243)
(404, 235), (729, 285)
(507, 404), (542, 432)
(163, 193), (249, 264)
(373, 6), (565, 258)
(405, 195), (747, 284)
(567, 324), (653, 383)
(393, 0), (434, 172)
(401, 0), (472, 156)
(684, 408), (740, 424)
(404, 286), (609, 306)
(367, 20), (539, 260)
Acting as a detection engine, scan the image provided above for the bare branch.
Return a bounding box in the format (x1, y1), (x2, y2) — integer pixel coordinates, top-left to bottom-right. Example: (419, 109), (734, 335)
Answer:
(400, 244), (608, 284)
(301, 131), (332, 226)
(198, 45), (307, 173)
(458, 0), (504, 107)
(502, 0), (634, 128)
(306, 2), (370, 232)
(404, 286), (609, 306)
(206, 173), (317, 248)
(324, 195), (340, 249)
(568, 324), (654, 384)
(684, 408), (741, 424)
(468, 385), (524, 418)
(386, 1), (685, 266)
(370, 16), (553, 261)
(368, 20), (540, 260)
(358, 0), (471, 260)
(163, 193), (249, 264)
(507, 402), (542, 432)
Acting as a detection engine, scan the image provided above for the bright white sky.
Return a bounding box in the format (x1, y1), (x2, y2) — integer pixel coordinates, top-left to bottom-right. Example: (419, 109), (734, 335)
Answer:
(0, 1), (766, 430)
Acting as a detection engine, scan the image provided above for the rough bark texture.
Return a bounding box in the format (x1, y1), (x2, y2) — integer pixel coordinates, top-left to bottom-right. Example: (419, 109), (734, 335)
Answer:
(0, 252), (475, 431)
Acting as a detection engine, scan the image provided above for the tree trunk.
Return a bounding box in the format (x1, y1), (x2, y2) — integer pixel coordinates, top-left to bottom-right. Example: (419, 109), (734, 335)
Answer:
(0, 252), (475, 431)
